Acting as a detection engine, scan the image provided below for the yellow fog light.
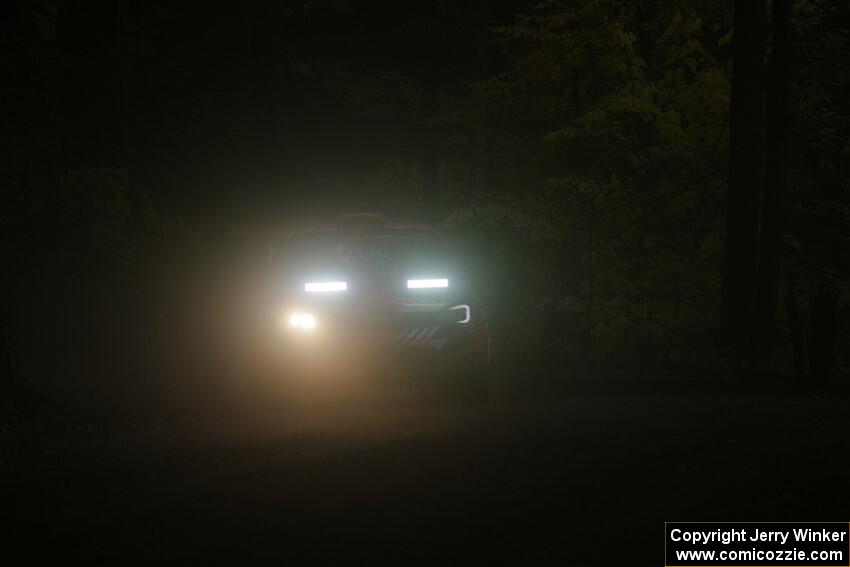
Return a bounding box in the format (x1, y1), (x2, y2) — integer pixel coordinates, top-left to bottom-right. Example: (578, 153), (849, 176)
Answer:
(299, 313), (316, 329)
(286, 311), (317, 331)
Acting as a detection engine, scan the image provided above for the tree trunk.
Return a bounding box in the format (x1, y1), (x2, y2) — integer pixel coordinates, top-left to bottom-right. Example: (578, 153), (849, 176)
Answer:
(584, 198), (595, 359)
(421, 75), (439, 221)
(476, 0), (491, 195)
(809, 288), (839, 391)
(783, 284), (806, 389)
(754, 0), (793, 359)
(117, 0), (136, 174)
(0, 316), (15, 395)
(720, 0), (766, 359)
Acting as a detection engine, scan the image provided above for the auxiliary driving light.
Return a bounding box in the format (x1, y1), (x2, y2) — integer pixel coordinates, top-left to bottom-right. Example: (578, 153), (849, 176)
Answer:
(305, 281), (347, 293)
(287, 311), (317, 330)
(406, 278), (449, 289)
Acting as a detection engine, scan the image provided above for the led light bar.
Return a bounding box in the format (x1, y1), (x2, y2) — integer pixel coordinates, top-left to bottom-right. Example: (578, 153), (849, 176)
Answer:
(305, 281), (347, 293)
(406, 278), (449, 289)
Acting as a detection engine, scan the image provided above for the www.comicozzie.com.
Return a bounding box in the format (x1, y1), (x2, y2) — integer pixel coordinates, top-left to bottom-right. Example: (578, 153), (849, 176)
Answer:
(665, 523), (850, 566)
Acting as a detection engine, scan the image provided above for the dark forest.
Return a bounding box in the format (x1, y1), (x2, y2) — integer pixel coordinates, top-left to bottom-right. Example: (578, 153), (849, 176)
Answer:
(3, 0), (850, 564)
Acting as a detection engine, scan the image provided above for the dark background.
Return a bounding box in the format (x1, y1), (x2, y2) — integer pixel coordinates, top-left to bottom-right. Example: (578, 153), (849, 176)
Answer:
(2, 0), (849, 563)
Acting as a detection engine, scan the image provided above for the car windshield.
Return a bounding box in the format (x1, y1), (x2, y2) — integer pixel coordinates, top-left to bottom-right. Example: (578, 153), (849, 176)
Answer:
(285, 229), (448, 276)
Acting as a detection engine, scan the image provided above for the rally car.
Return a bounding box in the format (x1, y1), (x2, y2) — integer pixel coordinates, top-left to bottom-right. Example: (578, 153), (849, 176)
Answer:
(266, 213), (491, 401)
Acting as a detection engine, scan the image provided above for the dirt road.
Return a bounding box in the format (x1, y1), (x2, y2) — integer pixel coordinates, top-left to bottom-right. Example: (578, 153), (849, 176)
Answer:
(6, 384), (849, 564)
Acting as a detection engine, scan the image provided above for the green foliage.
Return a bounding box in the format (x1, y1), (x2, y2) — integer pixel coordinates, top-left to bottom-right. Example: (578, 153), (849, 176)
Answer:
(783, 0), (850, 296)
(0, 164), (201, 392)
(6, 167), (192, 283)
(447, 0), (732, 363)
(48, 169), (196, 288)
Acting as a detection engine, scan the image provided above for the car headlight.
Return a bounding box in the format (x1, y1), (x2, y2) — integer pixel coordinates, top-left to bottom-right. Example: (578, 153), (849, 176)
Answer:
(406, 278), (449, 289)
(286, 311), (317, 330)
(305, 281), (347, 293)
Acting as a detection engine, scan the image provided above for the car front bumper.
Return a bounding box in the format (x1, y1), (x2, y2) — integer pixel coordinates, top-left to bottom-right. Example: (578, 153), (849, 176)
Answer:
(274, 302), (490, 377)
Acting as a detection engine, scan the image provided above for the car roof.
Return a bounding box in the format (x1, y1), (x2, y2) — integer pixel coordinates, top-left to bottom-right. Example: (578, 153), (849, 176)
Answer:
(290, 213), (441, 238)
